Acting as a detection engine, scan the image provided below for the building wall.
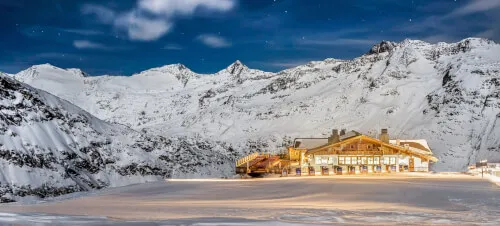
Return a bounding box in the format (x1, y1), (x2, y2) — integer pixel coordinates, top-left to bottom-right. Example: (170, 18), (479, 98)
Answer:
(413, 157), (429, 172)
(288, 148), (302, 161)
(305, 154), (429, 174)
(289, 135), (434, 175)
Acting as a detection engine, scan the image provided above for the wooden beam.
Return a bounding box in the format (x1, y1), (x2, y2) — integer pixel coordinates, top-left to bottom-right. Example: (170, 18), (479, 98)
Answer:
(307, 135), (438, 162)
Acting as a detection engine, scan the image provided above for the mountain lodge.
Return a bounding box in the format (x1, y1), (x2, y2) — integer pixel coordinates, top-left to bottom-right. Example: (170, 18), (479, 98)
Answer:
(236, 129), (438, 176)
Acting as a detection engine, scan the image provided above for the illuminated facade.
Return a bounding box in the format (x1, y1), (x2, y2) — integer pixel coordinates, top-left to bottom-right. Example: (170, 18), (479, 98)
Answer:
(288, 129), (438, 175)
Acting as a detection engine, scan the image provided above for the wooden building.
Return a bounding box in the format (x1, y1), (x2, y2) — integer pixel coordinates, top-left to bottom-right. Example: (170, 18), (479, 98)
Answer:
(288, 129), (438, 175)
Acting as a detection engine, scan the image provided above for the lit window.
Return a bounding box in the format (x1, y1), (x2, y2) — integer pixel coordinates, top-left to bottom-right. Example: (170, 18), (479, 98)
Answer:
(346, 157), (351, 164)
(361, 157), (367, 164)
(368, 157), (373, 165)
(339, 157), (345, 165)
(328, 157), (334, 164)
(315, 156), (321, 165)
(374, 157), (380, 164)
(321, 157), (328, 164)
(390, 157), (396, 165)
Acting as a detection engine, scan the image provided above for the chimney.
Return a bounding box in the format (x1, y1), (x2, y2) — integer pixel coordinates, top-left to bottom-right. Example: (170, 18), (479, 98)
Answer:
(380, 129), (389, 143)
(340, 129), (346, 136)
(329, 129), (340, 144)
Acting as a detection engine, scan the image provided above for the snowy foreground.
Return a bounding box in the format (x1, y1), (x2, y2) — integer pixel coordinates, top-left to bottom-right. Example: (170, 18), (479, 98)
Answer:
(0, 174), (499, 225)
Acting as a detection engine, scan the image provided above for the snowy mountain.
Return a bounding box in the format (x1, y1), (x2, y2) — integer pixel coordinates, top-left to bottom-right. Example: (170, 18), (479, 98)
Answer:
(0, 74), (236, 202)
(9, 38), (500, 172)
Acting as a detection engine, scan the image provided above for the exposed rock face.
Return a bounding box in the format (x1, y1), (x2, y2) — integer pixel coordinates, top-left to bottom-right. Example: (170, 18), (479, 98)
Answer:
(226, 60), (247, 76)
(0, 75), (236, 202)
(8, 37), (500, 174)
(368, 41), (398, 54)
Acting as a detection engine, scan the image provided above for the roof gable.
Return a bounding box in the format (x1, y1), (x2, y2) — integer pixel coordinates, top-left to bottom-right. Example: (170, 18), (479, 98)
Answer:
(389, 140), (432, 153)
(308, 135), (438, 162)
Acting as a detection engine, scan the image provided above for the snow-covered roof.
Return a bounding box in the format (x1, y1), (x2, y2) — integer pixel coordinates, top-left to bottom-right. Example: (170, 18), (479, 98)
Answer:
(294, 138), (329, 149)
(389, 139), (432, 153)
(340, 131), (361, 141)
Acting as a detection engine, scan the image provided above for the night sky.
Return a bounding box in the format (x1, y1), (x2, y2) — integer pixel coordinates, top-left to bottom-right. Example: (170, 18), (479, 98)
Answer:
(1, 0), (498, 75)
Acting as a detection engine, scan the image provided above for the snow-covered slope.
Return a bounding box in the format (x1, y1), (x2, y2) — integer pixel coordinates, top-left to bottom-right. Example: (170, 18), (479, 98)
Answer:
(0, 75), (236, 202)
(11, 38), (500, 171)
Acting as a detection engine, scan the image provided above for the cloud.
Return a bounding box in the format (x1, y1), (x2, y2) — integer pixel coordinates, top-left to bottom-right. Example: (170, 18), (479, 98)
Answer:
(73, 40), (108, 50)
(448, 0), (500, 18)
(290, 29), (377, 48)
(138, 0), (235, 16)
(400, 0), (500, 42)
(81, 4), (116, 24)
(252, 59), (317, 70)
(64, 29), (105, 36)
(114, 11), (172, 41)
(298, 38), (376, 46)
(81, 0), (236, 42)
(244, 15), (282, 30)
(196, 34), (231, 48)
(163, 44), (183, 50)
(420, 34), (460, 44)
(264, 60), (311, 68)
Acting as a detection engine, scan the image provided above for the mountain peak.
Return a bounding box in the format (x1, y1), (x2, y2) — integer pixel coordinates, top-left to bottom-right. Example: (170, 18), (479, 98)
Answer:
(367, 41), (398, 55)
(162, 63), (188, 71)
(66, 68), (90, 77)
(226, 60), (248, 75)
(455, 37), (496, 49)
(29, 63), (59, 70)
(135, 63), (193, 77)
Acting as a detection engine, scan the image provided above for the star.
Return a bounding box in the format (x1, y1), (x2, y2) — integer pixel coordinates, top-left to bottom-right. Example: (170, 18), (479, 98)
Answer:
(284, 10), (288, 13)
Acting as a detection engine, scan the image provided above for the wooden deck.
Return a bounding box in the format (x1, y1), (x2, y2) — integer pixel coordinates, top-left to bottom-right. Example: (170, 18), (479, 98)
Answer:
(235, 154), (287, 175)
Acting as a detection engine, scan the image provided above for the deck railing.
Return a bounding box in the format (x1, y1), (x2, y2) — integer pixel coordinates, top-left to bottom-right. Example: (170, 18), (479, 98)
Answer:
(412, 167), (429, 172)
(236, 152), (259, 167)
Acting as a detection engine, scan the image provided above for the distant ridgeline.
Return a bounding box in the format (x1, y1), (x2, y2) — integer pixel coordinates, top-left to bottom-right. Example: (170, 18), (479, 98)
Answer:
(6, 37), (500, 174)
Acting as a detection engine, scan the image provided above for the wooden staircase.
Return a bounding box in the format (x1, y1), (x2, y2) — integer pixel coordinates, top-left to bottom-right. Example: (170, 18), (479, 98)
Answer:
(236, 152), (259, 167)
(235, 153), (285, 176)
